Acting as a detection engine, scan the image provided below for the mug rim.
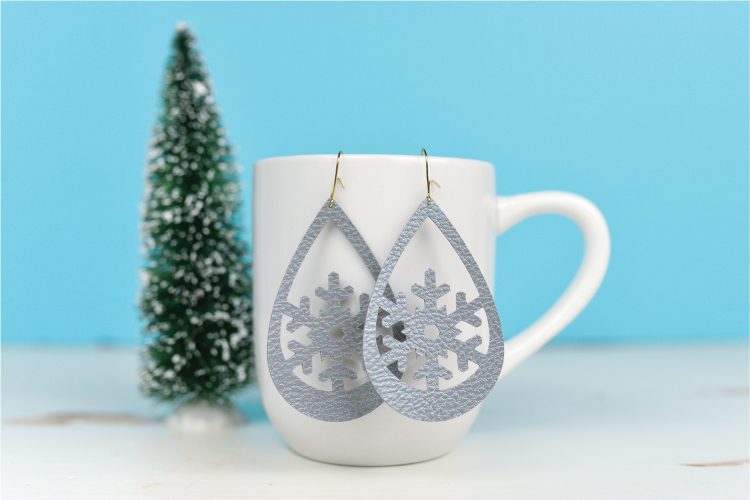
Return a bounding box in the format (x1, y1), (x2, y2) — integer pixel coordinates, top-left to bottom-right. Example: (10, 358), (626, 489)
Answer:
(254, 154), (493, 170)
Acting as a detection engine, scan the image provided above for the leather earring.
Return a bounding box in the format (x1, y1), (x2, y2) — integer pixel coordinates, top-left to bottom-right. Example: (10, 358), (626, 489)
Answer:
(266, 152), (386, 422)
(361, 149), (504, 422)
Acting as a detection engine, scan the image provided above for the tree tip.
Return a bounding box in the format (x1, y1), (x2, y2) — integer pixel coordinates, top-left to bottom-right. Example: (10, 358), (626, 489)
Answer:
(176, 21), (190, 32)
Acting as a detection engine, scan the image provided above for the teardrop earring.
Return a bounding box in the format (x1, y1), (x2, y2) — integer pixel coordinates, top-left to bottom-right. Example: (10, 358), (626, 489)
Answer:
(266, 152), (385, 422)
(362, 149), (504, 422)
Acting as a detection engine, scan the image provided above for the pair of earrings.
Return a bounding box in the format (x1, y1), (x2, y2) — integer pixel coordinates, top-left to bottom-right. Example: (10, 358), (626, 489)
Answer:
(267, 151), (504, 422)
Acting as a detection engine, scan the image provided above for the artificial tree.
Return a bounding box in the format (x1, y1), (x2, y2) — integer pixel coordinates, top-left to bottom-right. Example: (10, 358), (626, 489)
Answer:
(140, 24), (253, 429)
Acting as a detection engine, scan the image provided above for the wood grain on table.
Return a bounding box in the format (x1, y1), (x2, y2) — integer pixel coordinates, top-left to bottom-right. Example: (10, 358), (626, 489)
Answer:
(2, 344), (748, 499)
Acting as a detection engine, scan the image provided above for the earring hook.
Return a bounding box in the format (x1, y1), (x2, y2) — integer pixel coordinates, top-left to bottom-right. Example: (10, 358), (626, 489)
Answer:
(421, 148), (440, 205)
(329, 151), (345, 208)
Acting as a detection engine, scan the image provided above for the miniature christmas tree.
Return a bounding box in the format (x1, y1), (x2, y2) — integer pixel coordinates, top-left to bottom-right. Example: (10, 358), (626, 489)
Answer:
(140, 23), (253, 422)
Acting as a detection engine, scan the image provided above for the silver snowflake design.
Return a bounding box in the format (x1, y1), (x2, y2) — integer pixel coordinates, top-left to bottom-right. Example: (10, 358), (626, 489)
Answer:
(378, 269), (485, 392)
(284, 272), (368, 392)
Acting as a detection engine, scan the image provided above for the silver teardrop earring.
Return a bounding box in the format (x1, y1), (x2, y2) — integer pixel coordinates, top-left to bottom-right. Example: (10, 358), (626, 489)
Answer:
(267, 152), (385, 421)
(362, 149), (504, 422)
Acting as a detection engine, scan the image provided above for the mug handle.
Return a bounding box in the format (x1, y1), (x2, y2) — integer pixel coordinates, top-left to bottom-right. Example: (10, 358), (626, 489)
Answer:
(496, 192), (611, 377)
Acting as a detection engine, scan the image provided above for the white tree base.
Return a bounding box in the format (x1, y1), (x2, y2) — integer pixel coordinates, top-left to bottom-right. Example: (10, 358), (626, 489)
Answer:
(167, 400), (244, 432)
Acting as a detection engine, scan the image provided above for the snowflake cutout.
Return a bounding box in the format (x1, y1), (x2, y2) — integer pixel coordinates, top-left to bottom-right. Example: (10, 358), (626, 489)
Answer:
(378, 269), (485, 392)
(284, 272), (367, 392)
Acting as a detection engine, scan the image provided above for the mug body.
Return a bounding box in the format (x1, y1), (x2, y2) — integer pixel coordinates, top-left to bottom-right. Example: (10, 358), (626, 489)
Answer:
(253, 154), (497, 465)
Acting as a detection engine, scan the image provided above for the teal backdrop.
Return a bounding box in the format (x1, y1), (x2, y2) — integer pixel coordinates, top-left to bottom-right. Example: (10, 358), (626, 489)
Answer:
(2, 2), (748, 344)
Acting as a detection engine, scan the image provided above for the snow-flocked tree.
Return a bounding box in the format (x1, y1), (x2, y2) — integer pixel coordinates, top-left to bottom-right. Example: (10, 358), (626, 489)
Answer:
(140, 24), (253, 407)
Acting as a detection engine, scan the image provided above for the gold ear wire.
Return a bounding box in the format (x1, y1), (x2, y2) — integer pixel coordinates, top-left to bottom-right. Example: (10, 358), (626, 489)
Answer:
(328, 150), (345, 208)
(421, 148), (440, 205)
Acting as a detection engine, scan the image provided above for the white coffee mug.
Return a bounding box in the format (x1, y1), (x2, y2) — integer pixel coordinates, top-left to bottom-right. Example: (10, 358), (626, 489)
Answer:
(253, 154), (610, 466)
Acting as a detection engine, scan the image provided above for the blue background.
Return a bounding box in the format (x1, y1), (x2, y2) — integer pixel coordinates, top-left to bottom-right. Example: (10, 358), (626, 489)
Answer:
(2, 2), (748, 344)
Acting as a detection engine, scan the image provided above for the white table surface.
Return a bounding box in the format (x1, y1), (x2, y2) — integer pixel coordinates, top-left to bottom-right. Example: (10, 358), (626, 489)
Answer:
(1, 344), (748, 499)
